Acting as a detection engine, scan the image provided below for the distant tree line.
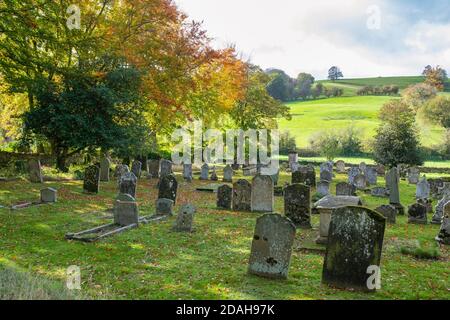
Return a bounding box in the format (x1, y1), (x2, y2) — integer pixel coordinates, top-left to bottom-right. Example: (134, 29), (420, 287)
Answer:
(357, 85), (399, 96)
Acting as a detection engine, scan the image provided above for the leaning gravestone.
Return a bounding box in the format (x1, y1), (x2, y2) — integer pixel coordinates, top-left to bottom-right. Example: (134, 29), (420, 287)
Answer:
(200, 163), (209, 180)
(172, 204), (195, 232)
(336, 182), (355, 196)
(408, 167), (420, 185)
(376, 205), (396, 224)
(322, 206), (386, 292)
(131, 160), (142, 178)
(335, 160), (346, 173)
(233, 179), (251, 211)
(158, 174), (178, 203)
(386, 167), (404, 215)
(119, 172), (137, 198)
(40, 187), (57, 203)
(408, 203), (428, 224)
(223, 165), (233, 183)
(365, 167), (377, 185)
(284, 184), (311, 228)
(155, 198), (174, 216)
(348, 167), (360, 185)
(432, 195), (450, 225)
(317, 181), (330, 197)
(100, 157), (110, 182)
(28, 159), (43, 183)
(248, 213), (296, 279)
(251, 175), (274, 212)
(416, 176), (430, 200)
(183, 163), (193, 181)
(83, 165), (100, 193)
(159, 159), (172, 178)
(217, 185), (232, 210)
(435, 202), (450, 245)
(114, 199), (139, 226)
(147, 159), (160, 178)
(320, 170), (333, 183)
(353, 174), (367, 190)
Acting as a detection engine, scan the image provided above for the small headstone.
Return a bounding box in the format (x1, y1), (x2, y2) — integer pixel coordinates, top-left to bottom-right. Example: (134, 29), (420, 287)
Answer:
(336, 182), (355, 196)
(428, 178), (444, 197)
(28, 159), (43, 183)
(284, 183), (311, 228)
(432, 195), (450, 225)
(232, 179), (252, 211)
(371, 187), (389, 198)
(156, 198), (174, 216)
(348, 167), (360, 185)
(288, 151), (298, 171)
(251, 175), (274, 212)
(183, 163), (193, 181)
(359, 162), (367, 173)
(407, 167), (420, 185)
(158, 174), (178, 203)
(131, 160), (142, 178)
(320, 170), (333, 182)
(376, 205), (396, 224)
(317, 180), (330, 197)
(114, 200), (139, 226)
(210, 167), (218, 181)
(376, 163), (385, 176)
(159, 159), (173, 178)
(416, 176), (430, 200)
(335, 160), (346, 173)
(200, 163), (209, 180)
(172, 204), (195, 232)
(353, 174), (367, 190)
(119, 172), (137, 198)
(217, 185), (232, 210)
(435, 202), (450, 245)
(100, 157), (111, 182)
(83, 165), (100, 193)
(365, 167), (377, 185)
(408, 203), (428, 224)
(322, 206), (386, 292)
(223, 165), (233, 183)
(40, 187), (57, 203)
(147, 159), (160, 178)
(248, 213), (296, 279)
(418, 198), (433, 214)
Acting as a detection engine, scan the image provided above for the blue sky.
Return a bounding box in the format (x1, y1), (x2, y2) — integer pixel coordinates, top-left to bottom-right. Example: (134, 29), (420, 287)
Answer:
(175, 0), (450, 79)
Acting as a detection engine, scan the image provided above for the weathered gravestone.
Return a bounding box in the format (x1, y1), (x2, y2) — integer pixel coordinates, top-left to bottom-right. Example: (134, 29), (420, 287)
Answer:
(322, 206), (386, 292)
(284, 184), (311, 228)
(172, 204), (195, 232)
(217, 185), (232, 210)
(100, 157), (111, 182)
(114, 164), (129, 178)
(40, 187), (57, 203)
(288, 151), (298, 171)
(432, 195), (450, 225)
(408, 203), (428, 224)
(28, 159), (43, 183)
(353, 174), (368, 190)
(159, 159), (172, 178)
(428, 178), (444, 197)
(183, 163), (193, 181)
(251, 175), (274, 212)
(365, 167), (377, 185)
(371, 187), (389, 198)
(376, 205), (396, 224)
(147, 159), (160, 178)
(317, 181), (330, 197)
(376, 163), (385, 176)
(386, 167), (404, 215)
(292, 166), (316, 188)
(83, 165), (100, 193)
(320, 161), (333, 174)
(114, 200), (139, 227)
(115, 193), (135, 202)
(223, 165), (233, 182)
(200, 163), (209, 180)
(155, 198), (174, 216)
(336, 182), (355, 196)
(270, 169), (280, 186)
(348, 167), (360, 185)
(408, 167), (420, 185)
(232, 179), (252, 211)
(416, 176), (430, 200)
(435, 202), (450, 245)
(335, 160), (346, 173)
(158, 174), (178, 203)
(359, 162), (367, 173)
(437, 182), (450, 198)
(119, 172), (137, 198)
(248, 213), (296, 279)
(131, 160), (142, 178)
(320, 170), (333, 183)
(210, 167), (218, 181)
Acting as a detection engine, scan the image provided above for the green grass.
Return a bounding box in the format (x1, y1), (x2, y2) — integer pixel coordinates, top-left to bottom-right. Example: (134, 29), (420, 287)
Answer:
(319, 76), (427, 90)
(0, 168), (448, 300)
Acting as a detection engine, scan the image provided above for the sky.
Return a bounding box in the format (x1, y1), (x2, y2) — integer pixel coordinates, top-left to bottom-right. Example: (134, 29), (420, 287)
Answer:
(175, 0), (450, 79)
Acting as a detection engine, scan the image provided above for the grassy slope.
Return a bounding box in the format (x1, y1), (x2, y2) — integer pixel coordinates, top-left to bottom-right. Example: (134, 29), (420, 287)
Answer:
(0, 170), (448, 300)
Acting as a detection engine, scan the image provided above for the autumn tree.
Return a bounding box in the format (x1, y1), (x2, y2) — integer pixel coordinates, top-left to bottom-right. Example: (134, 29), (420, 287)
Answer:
(423, 65), (447, 91)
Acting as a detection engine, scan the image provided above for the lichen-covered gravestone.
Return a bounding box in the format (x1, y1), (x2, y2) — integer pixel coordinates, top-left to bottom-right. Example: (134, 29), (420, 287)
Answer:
(376, 205), (396, 224)
(288, 151), (298, 171)
(408, 167), (420, 184)
(386, 167), (404, 215)
(416, 176), (430, 200)
(320, 170), (333, 182)
(353, 174), (368, 190)
(223, 165), (233, 183)
(365, 167), (377, 185)
(147, 159), (160, 179)
(114, 200), (139, 226)
(335, 160), (346, 173)
(284, 183), (311, 228)
(435, 202), (450, 245)
(248, 213), (296, 279)
(251, 175), (274, 212)
(159, 159), (172, 178)
(40, 187), (57, 203)
(217, 184), (232, 210)
(371, 187), (389, 198)
(432, 195), (450, 225)
(348, 167), (360, 185)
(317, 181), (330, 197)
(100, 157), (110, 182)
(233, 179), (251, 211)
(119, 172), (137, 198)
(322, 206), (386, 292)
(376, 163), (385, 176)
(158, 174), (178, 203)
(83, 165), (100, 193)
(131, 160), (142, 178)
(183, 163), (193, 181)
(408, 203), (428, 224)
(292, 166), (316, 187)
(28, 159), (43, 183)
(156, 198), (174, 216)
(210, 167), (218, 181)
(200, 163), (209, 180)
(114, 164), (129, 178)
(173, 204), (195, 232)
(336, 182), (355, 196)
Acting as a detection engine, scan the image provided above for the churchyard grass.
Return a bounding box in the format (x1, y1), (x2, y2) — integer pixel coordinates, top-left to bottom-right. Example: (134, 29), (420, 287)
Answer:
(0, 167), (448, 300)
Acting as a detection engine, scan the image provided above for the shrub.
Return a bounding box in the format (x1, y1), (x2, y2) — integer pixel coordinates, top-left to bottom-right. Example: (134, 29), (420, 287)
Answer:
(309, 131), (342, 160)
(279, 131), (297, 155)
(309, 125), (364, 158)
(421, 96), (450, 129)
(401, 83), (437, 111)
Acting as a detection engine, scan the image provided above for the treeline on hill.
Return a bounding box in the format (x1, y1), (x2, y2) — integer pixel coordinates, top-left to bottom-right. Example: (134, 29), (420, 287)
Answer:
(357, 85), (399, 96)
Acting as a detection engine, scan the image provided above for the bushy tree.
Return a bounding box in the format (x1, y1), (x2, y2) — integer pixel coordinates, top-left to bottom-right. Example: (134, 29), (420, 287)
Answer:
(421, 96), (450, 129)
(328, 66), (343, 81)
(295, 73), (314, 100)
(423, 65), (447, 91)
(401, 83), (437, 111)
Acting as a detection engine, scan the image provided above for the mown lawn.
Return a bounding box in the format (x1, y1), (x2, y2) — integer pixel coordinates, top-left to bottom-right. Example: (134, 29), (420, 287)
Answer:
(0, 168), (448, 300)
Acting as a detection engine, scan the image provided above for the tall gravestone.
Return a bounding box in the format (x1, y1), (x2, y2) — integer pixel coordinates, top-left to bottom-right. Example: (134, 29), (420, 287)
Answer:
(376, 163), (385, 176)
(416, 176), (430, 199)
(435, 202), (450, 245)
(172, 204), (195, 232)
(348, 167), (360, 185)
(100, 157), (110, 182)
(119, 172), (137, 198)
(223, 165), (233, 183)
(210, 167), (218, 181)
(183, 163), (193, 181)
(386, 167), (404, 215)
(232, 179), (251, 211)
(284, 183), (311, 228)
(322, 206), (386, 292)
(336, 182), (355, 196)
(217, 185), (232, 210)
(147, 159), (160, 178)
(288, 151), (298, 171)
(200, 163), (209, 180)
(251, 175), (274, 212)
(159, 159), (172, 178)
(28, 159), (43, 183)
(158, 174), (178, 203)
(83, 165), (100, 193)
(248, 213), (296, 279)
(114, 164), (129, 178)
(131, 160), (142, 178)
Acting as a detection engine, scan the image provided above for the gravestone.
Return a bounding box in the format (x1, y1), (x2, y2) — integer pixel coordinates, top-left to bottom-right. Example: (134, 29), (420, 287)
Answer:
(290, 162), (299, 173)
(416, 176), (430, 200)
(335, 160), (346, 173)
(114, 164), (129, 178)
(417, 198), (433, 214)
(365, 167), (377, 185)
(217, 185), (232, 210)
(147, 159), (160, 178)
(376, 163), (385, 176)
(131, 160), (142, 178)
(156, 198), (174, 216)
(251, 175), (274, 212)
(248, 213), (296, 279)
(210, 167), (218, 181)
(336, 182), (355, 196)
(288, 151), (298, 171)
(83, 165), (100, 193)
(114, 200), (139, 226)
(348, 167), (360, 185)
(119, 172), (137, 198)
(100, 157), (111, 182)
(320, 161), (333, 174)
(317, 181), (330, 197)
(232, 179), (252, 211)
(353, 174), (367, 190)
(295, 165), (316, 187)
(159, 159), (172, 178)
(428, 178), (444, 197)
(386, 167), (404, 215)
(158, 174), (178, 203)
(320, 170), (333, 182)
(371, 187), (389, 197)
(200, 163), (209, 180)
(172, 204), (195, 232)
(435, 202), (450, 245)
(408, 203), (428, 224)
(432, 195), (450, 225)
(270, 169), (280, 186)
(223, 165), (233, 182)
(437, 183), (450, 198)
(40, 187), (57, 203)
(284, 184), (311, 228)
(115, 193), (135, 202)
(408, 167), (420, 185)
(376, 205), (396, 224)
(242, 165), (257, 176)
(183, 163), (193, 181)
(322, 206), (386, 292)
(28, 159), (43, 183)
(359, 162), (367, 173)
